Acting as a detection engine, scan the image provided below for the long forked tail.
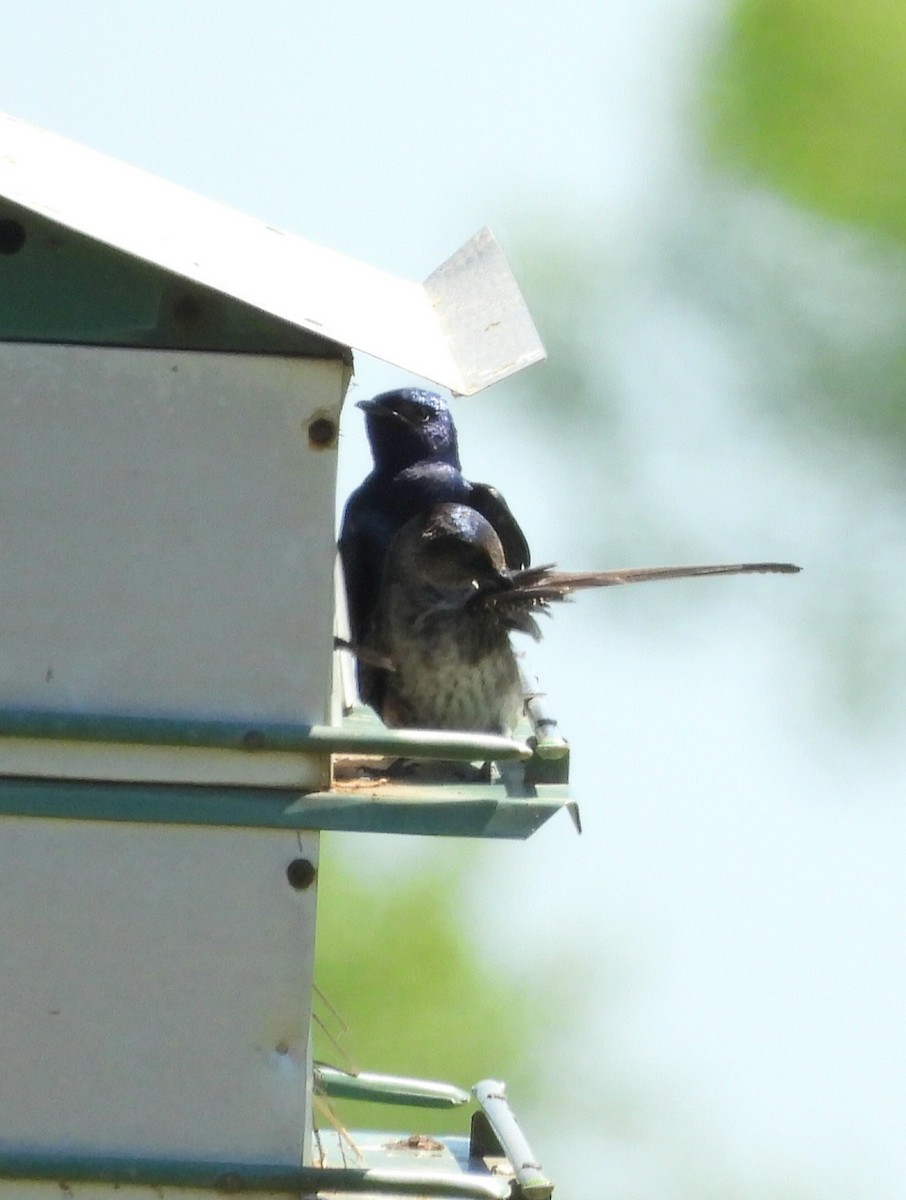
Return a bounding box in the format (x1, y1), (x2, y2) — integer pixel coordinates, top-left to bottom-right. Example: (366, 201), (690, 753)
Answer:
(494, 561), (801, 605)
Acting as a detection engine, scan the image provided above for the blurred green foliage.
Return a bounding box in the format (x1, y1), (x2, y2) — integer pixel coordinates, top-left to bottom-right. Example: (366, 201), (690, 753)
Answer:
(703, 0), (906, 466)
(313, 5), (906, 1183)
(313, 837), (574, 1137)
(710, 0), (906, 243)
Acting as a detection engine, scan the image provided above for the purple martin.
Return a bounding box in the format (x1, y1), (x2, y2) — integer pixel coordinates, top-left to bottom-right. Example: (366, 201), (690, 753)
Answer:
(362, 502), (800, 735)
(338, 388), (528, 704)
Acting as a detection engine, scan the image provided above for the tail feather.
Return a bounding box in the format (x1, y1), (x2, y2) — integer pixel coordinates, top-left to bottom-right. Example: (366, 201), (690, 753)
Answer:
(491, 561), (801, 606)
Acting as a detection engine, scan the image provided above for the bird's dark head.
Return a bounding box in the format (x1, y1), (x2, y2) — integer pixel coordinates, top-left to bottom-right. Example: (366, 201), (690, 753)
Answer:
(394, 503), (509, 598)
(357, 389), (461, 473)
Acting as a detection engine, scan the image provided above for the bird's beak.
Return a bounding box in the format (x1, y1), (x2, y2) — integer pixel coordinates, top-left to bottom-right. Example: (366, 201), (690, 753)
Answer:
(356, 399), (403, 423)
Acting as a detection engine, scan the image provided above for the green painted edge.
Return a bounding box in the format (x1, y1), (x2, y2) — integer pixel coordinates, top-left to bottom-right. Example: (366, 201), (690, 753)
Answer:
(0, 708), (530, 761)
(315, 1065), (471, 1108)
(0, 200), (349, 359)
(0, 1151), (509, 1199)
(0, 777), (569, 839)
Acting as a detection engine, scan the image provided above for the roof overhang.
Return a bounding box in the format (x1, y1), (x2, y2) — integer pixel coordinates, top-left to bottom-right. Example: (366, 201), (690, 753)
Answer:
(0, 113), (544, 394)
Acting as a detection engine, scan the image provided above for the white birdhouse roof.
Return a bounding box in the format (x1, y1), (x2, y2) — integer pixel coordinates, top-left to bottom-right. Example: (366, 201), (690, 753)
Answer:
(0, 112), (544, 394)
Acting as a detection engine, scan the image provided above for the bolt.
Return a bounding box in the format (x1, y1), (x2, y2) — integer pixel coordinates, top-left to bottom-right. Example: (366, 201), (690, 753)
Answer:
(286, 858), (316, 890)
(307, 416), (337, 450)
(0, 219), (26, 255)
(172, 292), (204, 324)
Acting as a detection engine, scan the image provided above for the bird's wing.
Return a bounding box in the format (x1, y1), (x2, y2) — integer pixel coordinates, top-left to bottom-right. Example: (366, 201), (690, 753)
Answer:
(467, 482), (531, 569)
(338, 481), (392, 646)
(352, 635), (394, 713)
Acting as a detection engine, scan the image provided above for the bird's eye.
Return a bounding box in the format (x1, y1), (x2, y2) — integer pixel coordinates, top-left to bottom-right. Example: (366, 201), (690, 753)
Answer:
(417, 409), (432, 423)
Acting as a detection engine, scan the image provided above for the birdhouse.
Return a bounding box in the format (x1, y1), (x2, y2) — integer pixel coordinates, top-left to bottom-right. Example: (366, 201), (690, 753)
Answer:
(0, 112), (567, 1200)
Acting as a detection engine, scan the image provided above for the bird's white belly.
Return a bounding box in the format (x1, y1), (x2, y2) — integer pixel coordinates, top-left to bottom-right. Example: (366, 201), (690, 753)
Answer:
(390, 626), (522, 734)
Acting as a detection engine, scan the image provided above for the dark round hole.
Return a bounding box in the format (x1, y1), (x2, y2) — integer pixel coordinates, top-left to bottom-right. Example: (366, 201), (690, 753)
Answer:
(286, 858), (317, 891)
(308, 416), (337, 449)
(172, 292), (204, 324)
(0, 219), (26, 255)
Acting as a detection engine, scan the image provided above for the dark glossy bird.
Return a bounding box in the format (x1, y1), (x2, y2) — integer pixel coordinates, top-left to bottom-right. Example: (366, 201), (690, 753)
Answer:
(338, 388), (528, 702)
(362, 502), (801, 735)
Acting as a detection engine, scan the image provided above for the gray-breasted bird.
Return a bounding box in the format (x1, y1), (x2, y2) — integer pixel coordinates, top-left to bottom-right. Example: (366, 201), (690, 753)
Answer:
(338, 388), (528, 705)
(362, 502), (801, 735)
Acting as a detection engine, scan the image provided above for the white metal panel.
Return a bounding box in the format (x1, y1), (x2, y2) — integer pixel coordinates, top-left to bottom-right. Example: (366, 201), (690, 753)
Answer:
(423, 228), (546, 394)
(0, 738), (324, 788)
(0, 818), (318, 1161)
(0, 112), (545, 394)
(0, 344), (342, 727)
(0, 1188), (285, 1200)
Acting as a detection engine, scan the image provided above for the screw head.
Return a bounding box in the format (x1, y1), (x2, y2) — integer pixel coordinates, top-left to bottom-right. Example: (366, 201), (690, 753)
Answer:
(172, 291), (204, 324)
(0, 219), (26, 255)
(307, 415), (337, 449)
(286, 858), (317, 890)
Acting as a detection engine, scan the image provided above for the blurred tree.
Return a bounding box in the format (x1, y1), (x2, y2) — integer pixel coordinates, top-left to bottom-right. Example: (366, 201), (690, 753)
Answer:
(313, 837), (587, 1137)
(709, 0), (906, 244)
(706, 0), (906, 451)
(700, 0), (906, 725)
(316, 9), (906, 1193)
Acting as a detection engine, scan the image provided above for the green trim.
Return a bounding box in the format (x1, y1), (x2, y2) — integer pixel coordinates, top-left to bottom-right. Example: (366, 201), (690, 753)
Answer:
(473, 1079), (552, 1200)
(532, 731), (569, 760)
(0, 707), (530, 762)
(0, 1151), (509, 1199)
(0, 201), (347, 358)
(315, 1065), (470, 1108)
(0, 777), (569, 839)
(0, 706), (571, 838)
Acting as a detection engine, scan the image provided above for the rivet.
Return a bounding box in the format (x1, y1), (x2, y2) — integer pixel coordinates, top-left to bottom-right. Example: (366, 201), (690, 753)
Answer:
(172, 292), (204, 324)
(0, 219), (26, 255)
(286, 858), (317, 890)
(307, 415), (337, 449)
